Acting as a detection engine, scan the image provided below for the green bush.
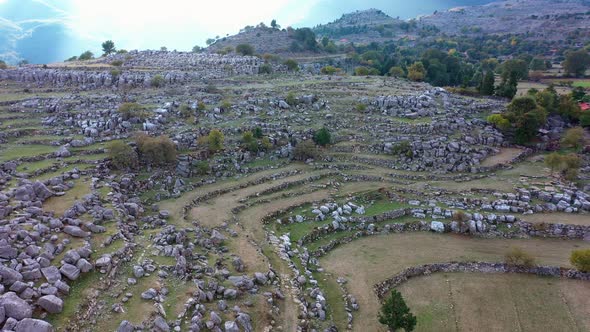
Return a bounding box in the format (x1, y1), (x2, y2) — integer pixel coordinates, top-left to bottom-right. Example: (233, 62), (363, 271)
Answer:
(561, 127), (585, 149)
(313, 127), (331, 146)
(391, 141), (413, 158)
(355, 103), (367, 112)
(178, 104), (192, 118)
(110, 60), (123, 67)
(78, 51), (94, 61)
(193, 160), (210, 175)
(108, 141), (138, 169)
(320, 66), (339, 75)
(570, 249), (590, 272)
(236, 44), (255, 56)
(505, 247), (535, 267)
(486, 114), (510, 131)
(151, 75), (165, 88)
(242, 131), (259, 152)
(135, 133), (177, 166)
(117, 103), (146, 120)
(285, 92), (297, 106)
(0, 61), (7, 70)
(388, 66), (405, 78)
(204, 129), (224, 152)
(253, 127), (263, 139)
(283, 59), (299, 72)
(259, 64), (273, 74)
(261, 137), (272, 150)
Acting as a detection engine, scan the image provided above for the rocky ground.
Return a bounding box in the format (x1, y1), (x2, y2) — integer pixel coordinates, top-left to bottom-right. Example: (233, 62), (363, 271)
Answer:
(0, 52), (588, 332)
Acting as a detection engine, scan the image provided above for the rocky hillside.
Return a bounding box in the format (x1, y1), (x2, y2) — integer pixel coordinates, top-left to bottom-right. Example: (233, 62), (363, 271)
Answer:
(313, 9), (406, 44)
(419, 0), (590, 40)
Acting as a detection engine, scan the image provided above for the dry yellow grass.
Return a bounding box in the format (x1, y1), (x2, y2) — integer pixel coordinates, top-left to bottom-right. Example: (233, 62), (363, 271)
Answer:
(320, 233), (586, 332)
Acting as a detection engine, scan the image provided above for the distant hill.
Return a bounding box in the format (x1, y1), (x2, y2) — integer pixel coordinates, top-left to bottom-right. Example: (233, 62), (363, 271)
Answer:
(419, 0), (590, 40)
(313, 9), (407, 44)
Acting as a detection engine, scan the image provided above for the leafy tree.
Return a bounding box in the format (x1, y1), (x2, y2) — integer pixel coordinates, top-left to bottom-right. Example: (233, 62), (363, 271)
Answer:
(378, 290), (417, 332)
(535, 87), (559, 115)
(236, 44), (255, 56)
(505, 97), (547, 144)
(207, 129), (224, 152)
(270, 19), (279, 29)
(102, 40), (116, 56)
(407, 62), (426, 82)
(495, 71), (518, 99)
(292, 28), (318, 51)
(389, 66), (405, 78)
(206, 38), (216, 46)
(529, 57), (547, 71)
(192, 45), (203, 53)
(293, 140), (318, 161)
(0, 60), (6, 69)
(500, 59), (529, 80)
(479, 71), (495, 95)
(78, 51), (94, 61)
(561, 127), (585, 149)
(570, 249), (590, 272)
(160, 46), (168, 51)
(135, 134), (177, 166)
(313, 127), (331, 146)
(563, 49), (590, 77)
(283, 59), (299, 72)
(108, 141), (138, 169)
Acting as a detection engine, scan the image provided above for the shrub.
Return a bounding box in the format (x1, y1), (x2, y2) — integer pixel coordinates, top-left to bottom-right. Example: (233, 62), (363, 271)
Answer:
(561, 127), (585, 149)
(151, 75), (165, 88)
(197, 101), (207, 111)
(355, 103), (367, 112)
(259, 64), (273, 74)
(178, 104), (192, 118)
(285, 92), (297, 106)
(570, 249), (590, 272)
(486, 114), (510, 131)
(135, 133), (177, 166)
(110, 69), (121, 78)
(320, 66), (339, 75)
(505, 247), (535, 267)
(0, 61), (7, 70)
(407, 62), (426, 82)
(293, 140), (318, 161)
(206, 129), (224, 152)
(117, 103), (146, 120)
(283, 59), (299, 72)
(261, 137), (272, 150)
(236, 44), (255, 56)
(253, 127), (263, 139)
(313, 127), (331, 146)
(110, 60), (123, 67)
(452, 210), (469, 222)
(378, 290), (417, 332)
(194, 160), (210, 175)
(108, 141), (138, 169)
(242, 131), (259, 152)
(391, 141), (413, 158)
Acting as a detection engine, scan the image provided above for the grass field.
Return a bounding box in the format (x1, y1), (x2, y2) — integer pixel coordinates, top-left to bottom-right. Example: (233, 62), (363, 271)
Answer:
(320, 233), (587, 332)
(398, 273), (589, 332)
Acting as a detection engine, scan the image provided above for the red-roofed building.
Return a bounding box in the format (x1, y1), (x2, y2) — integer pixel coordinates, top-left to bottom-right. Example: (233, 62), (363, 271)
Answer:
(580, 102), (590, 111)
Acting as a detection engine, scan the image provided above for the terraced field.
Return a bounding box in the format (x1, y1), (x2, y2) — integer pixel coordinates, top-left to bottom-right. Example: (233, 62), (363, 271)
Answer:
(0, 52), (588, 332)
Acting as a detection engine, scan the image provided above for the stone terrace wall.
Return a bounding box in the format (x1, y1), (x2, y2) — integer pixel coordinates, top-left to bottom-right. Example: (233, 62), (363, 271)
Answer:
(374, 261), (590, 300)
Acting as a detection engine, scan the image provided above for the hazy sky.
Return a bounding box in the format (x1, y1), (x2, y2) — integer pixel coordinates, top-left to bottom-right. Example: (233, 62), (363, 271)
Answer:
(0, 0), (491, 63)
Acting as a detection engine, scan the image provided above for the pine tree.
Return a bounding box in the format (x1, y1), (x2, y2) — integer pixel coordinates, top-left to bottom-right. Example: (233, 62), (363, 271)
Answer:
(378, 290), (417, 331)
(480, 71), (495, 96)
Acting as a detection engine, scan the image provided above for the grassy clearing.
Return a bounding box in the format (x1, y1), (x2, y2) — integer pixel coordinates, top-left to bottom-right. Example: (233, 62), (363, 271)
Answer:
(480, 147), (524, 167)
(320, 232), (586, 332)
(521, 212), (590, 226)
(398, 273), (590, 332)
(572, 80), (590, 88)
(0, 144), (57, 162)
(44, 179), (92, 216)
